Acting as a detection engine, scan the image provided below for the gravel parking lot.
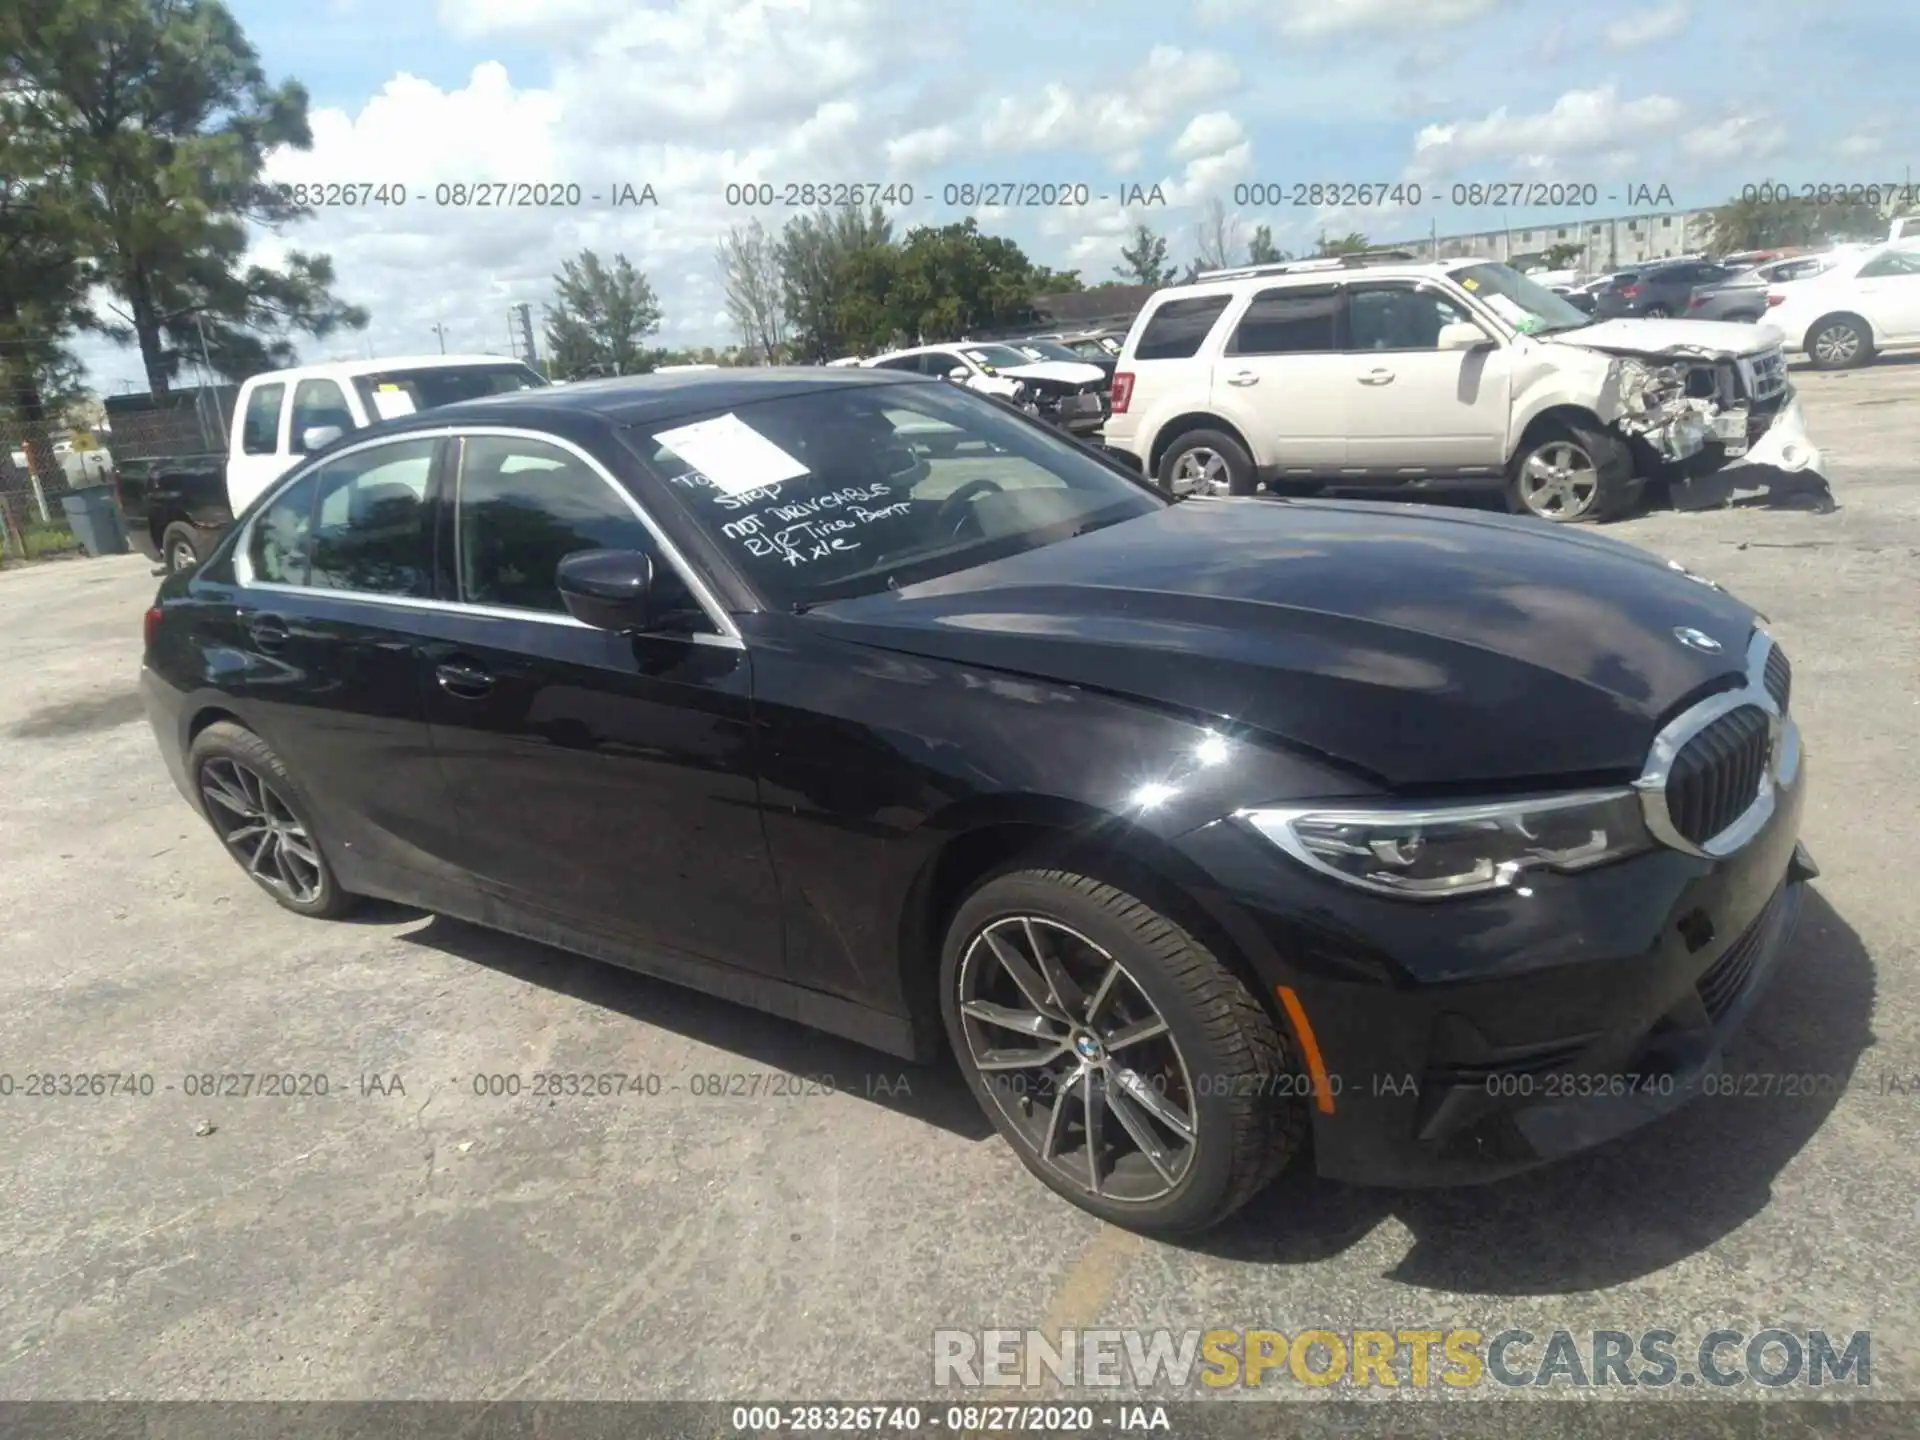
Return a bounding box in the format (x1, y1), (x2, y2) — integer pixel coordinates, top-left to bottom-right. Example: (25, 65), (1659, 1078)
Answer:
(3, 362), (1917, 1424)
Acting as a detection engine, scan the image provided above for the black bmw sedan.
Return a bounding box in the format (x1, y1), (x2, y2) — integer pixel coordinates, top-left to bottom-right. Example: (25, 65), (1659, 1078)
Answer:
(141, 367), (1815, 1234)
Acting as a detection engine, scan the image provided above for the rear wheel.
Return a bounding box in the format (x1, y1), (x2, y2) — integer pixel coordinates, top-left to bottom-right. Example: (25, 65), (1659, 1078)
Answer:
(1507, 421), (1636, 523)
(1805, 314), (1873, 370)
(1643, 303), (1671, 319)
(188, 722), (357, 919)
(161, 522), (201, 573)
(1158, 429), (1257, 497)
(941, 866), (1305, 1234)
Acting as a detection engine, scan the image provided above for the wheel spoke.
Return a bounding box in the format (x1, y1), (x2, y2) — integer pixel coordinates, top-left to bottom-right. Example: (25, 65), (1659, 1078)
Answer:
(975, 1040), (1069, 1072)
(1040, 1067), (1080, 1162)
(984, 928), (1068, 1021)
(1083, 1070), (1104, 1197)
(246, 830), (277, 878)
(1105, 1081), (1179, 1184)
(202, 769), (257, 819)
(1111, 1065), (1195, 1142)
(224, 821), (269, 847)
(960, 999), (1057, 1037)
(1023, 918), (1086, 1016)
(278, 829), (322, 868)
(1083, 962), (1123, 1028)
(1104, 1014), (1169, 1051)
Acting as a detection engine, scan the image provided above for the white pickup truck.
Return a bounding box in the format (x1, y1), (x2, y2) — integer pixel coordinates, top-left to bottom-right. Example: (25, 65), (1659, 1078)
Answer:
(114, 354), (547, 571)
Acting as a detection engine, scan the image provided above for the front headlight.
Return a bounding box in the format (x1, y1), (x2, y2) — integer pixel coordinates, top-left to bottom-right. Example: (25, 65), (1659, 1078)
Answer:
(1242, 790), (1652, 899)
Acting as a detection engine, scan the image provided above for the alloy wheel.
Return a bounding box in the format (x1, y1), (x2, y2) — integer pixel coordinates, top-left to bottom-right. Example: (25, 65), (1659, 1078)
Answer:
(957, 915), (1198, 1203)
(169, 540), (197, 572)
(1812, 324), (1861, 366)
(1168, 447), (1230, 497)
(1518, 441), (1599, 520)
(199, 758), (325, 904)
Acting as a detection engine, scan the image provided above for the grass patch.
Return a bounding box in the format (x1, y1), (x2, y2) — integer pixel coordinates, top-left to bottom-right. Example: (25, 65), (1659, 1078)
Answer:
(1, 521), (83, 565)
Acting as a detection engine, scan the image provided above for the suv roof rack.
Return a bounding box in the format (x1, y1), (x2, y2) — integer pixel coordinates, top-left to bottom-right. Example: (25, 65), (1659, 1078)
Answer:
(1194, 248), (1422, 283)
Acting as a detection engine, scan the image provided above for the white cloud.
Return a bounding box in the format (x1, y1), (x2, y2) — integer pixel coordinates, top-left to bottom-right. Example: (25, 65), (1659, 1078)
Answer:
(1407, 86), (1687, 179)
(1679, 113), (1788, 166)
(1274, 0), (1506, 39)
(1604, 2), (1692, 50)
(977, 47), (1239, 160)
(886, 125), (961, 172)
(1833, 122), (1889, 159)
(1170, 112), (1245, 163)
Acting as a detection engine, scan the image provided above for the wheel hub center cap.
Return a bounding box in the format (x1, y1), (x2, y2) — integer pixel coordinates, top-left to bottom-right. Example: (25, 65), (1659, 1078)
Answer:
(1073, 1031), (1106, 1064)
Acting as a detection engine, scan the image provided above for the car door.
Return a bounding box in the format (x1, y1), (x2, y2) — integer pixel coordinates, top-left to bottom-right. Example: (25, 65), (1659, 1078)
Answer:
(419, 427), (785, 979)
(227, 435), (459, 883)
(226, 379), (290, 514)
(1338, 281), (1513, 476)
(1209, 285), (1349, 473)
(1853, 248), (1920, 339)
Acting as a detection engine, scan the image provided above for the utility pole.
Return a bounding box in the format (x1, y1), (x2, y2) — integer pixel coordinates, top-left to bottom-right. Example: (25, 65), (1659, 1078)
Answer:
(431, 322), (448, 353)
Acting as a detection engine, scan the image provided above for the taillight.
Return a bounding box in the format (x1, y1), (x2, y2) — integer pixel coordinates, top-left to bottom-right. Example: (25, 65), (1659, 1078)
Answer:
(1621, 285), (1643, 298)
(1110, 371), (1134, 414)
(1766, 294), (1785, 307)
(144, 604), (163, 650)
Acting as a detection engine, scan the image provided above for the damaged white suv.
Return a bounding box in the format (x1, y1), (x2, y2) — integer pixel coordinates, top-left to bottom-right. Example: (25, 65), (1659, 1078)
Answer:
(1103, 254), (1824, 522)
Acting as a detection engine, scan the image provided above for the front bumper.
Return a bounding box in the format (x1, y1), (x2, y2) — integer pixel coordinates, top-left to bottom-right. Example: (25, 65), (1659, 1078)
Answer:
(1171, 760), (1812, 1187)
(1718, 393), (1823, 476)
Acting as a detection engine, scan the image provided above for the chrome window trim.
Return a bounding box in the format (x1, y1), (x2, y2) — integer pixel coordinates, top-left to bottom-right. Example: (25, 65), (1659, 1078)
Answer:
(232, 425), (745, 651)
(1633, 628), (1800, 858)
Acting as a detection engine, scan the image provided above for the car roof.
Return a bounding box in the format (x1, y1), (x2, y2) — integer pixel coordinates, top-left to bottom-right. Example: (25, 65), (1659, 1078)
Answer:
(362, 366), (928, 435)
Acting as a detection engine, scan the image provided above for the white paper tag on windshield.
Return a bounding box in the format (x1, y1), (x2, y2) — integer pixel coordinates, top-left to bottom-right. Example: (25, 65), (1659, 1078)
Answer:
(370, 386), (417, 419)
(653, 412), (809, 496)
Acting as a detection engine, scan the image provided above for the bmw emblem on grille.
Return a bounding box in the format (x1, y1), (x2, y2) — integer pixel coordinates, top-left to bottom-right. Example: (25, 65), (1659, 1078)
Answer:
(1673, 626), (1723, 653)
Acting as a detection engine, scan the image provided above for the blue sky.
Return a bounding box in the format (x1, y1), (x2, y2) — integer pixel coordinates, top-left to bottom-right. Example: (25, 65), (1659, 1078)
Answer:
(75, 0), (1918, 391)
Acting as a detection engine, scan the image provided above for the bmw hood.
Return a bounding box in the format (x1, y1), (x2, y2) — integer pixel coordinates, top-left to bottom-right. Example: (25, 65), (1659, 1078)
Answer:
(808, 498), (1761, 789)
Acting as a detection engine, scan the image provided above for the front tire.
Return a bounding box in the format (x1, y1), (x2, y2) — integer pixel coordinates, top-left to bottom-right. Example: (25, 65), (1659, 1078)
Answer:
(1507, 420), (1636, 523)
(1158, 429), (1258, 497)
(1805, 314), (1873, 370)
(188, 722), (357, 919)
(940, 866), (1305, 1234)
(161, 522), (202, 573)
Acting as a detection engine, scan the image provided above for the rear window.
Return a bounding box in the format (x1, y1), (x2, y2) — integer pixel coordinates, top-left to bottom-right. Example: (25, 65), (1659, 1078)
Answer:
(1131, 296), (1232, 360)
(1227, 287), (1340, 356)
(351, 363), (545, 417)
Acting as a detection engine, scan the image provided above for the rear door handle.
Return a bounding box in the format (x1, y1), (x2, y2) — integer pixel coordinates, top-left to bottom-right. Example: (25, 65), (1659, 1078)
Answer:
(247, 614), (290, 651)
(1225, 370), (1259, 387)
(1359, 368), (1396, 385)
(435, 660), (495, 699)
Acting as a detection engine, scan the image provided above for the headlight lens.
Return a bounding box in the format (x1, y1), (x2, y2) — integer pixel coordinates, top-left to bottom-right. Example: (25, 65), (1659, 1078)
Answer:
(1242, 790), (1651, 899)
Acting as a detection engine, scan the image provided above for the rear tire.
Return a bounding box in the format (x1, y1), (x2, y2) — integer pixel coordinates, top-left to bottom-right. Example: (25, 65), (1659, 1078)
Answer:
(1805, 314), (1873, 370)
(1507, 420), (1636, 523)
(187, 722), (358, 919)
(941, 866), (1306, 1235)
(1158, 428), (1258, 497)
(161, 522), (202, 573)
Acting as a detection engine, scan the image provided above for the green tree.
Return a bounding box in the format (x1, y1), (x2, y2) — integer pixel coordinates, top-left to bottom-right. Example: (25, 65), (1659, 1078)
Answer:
(1114, 224), (1175, 285)
(883, 219), (1058, 342)
(716, 219), (788, 363)
(541, 249), (663, 380)
(1315, 230), (1371, 257)
(1193, 198), (1243, 272)
(1541, 241), (1586, 269)
(3, 0), (368, 392)
(1247, 225), (1286, 265)
(0, 79), (95, 490)
(1707, 193), (1886, 252)
(776, 203), (895, 361)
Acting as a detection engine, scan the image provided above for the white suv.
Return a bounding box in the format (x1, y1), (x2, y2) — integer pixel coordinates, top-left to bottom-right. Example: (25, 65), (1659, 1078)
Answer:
(1104, 254), (1824, 522)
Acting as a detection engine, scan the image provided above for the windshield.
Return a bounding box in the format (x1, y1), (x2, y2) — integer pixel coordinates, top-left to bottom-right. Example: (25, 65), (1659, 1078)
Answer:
(1449, 262), (1592, 334)
(627, 380), (1164, 608)
(351, 363), (546, 418)
(1013, 340), (1091, 364)
(960, 344), (1038, 370)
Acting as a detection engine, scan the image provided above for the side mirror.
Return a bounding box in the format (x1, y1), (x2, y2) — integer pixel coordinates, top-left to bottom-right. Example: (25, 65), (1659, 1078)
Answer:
(299, 425), (345, 454)
(1438, 321), (1496, 352)
(947, 366), (971, 382)
(557, 548), (657, 632)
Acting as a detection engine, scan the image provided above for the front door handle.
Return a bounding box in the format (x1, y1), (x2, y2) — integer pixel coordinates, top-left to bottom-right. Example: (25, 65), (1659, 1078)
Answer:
(1358, 368), (1396, 385)
(247, 614), (290, 651)
(435, 660), (495, 699)
(1225, 370), (1259, 387)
